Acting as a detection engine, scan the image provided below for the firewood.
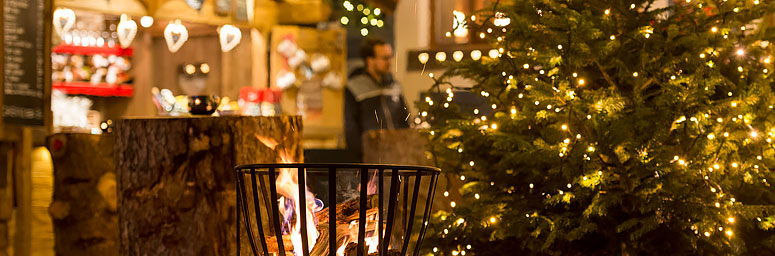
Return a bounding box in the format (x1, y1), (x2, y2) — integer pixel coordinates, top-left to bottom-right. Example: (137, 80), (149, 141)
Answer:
(315, 195), (380, 224)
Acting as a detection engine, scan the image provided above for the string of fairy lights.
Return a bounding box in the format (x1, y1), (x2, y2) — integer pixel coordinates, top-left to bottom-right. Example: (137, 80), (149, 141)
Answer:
(338, 0), (385, 36)
(420, 0), (775, 255)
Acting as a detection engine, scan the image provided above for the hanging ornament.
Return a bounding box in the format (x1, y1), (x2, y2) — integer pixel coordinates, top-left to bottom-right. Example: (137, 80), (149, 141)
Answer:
(287, 49), (306, 69)
(164, 20), (189, 53)
(53, 8), (76, 37)
(218, 25), (242, 52)
(184, 0), (205, 11)
(277, 39), (298, 58)
(276, 70), (297, 90)
(322, 72), (343, 89)
(310, 54), (331, 73)
(117, 14), (137, 49)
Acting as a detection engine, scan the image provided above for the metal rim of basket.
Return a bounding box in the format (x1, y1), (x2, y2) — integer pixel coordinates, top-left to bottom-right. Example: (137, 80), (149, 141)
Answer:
(235, 163), (441, 174)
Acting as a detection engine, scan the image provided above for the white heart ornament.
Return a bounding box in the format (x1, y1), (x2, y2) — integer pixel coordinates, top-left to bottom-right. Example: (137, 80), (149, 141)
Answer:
(164, 20), (189, 53)
(117, 14), (137, 49)
(276, 71), (296, 90)
(322, 72), (342, 90)
(277, 39), (298, 58)
(53, 8), (76, 37)
(310, 54), (330, 73)
(287, 49), (306, 69)
(219, 25), (242, 52)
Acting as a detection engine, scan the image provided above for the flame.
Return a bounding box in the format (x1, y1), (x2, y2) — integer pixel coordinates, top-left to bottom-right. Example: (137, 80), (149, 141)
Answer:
(258, 134), (319, 256)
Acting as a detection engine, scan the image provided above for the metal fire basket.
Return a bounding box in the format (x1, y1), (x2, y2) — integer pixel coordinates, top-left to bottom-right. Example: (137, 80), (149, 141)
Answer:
(235, 163), (441, 256)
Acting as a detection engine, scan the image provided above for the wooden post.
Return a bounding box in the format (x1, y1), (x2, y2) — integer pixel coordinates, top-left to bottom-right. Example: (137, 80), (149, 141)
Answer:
(13, 128), (32, 256)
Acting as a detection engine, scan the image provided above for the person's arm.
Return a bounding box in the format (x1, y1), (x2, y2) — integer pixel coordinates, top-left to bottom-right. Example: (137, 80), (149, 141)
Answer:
(344, 88), (363, 161)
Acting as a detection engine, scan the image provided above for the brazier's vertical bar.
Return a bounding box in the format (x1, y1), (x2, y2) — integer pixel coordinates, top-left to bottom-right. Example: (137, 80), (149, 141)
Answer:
(357, 168), (368, 256)
(382, 169), (400, 256)
(328, 167), (337, 256)
(258, 175), (274, 235)
(402, 174), (409, 233)
(237, 169), (259, 254)
(268, 168), (286, 256)
(414, 172), (439, 256)
(400, 172), (423, 256)
(251, 169), (270, 255)
(298, 167), (310, 256)
(378, 168), (384, 252)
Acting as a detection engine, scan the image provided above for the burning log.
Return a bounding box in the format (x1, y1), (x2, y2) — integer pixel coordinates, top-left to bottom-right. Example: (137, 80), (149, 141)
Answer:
(315, 195), (380, 224)
(342, 242), (402, 256)
(264, 223), (352, 256)
(263, 194), (386, 256)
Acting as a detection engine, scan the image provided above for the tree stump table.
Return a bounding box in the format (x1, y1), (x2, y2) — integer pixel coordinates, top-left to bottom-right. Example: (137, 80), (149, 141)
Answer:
(47, 133), (118, 256)
(115, 116), (302, 255)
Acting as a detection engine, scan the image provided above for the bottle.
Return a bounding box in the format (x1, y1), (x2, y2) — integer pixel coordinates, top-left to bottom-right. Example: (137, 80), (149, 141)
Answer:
(260, 88), (276, 116)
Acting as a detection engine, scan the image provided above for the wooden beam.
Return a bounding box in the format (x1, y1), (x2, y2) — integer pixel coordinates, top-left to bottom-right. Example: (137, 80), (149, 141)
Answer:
(54, 0), (148, 17)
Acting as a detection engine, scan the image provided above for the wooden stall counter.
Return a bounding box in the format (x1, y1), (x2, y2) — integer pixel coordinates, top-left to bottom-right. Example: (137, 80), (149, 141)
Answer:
(115, 116), (302, 255)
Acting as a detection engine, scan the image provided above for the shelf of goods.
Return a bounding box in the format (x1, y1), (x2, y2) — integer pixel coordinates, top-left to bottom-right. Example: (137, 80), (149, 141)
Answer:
(52, 81), (133, 97)
(52, 44), (134, 97)
(52, 44), (133, 56)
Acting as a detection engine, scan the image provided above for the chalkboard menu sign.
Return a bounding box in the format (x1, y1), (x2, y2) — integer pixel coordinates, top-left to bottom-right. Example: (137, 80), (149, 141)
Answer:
(2, 0), (46, 126)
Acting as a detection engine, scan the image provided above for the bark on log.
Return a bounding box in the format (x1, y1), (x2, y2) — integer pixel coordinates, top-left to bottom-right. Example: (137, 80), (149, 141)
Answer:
(115, 116), (302, 256)
(46, 133), (118, 256)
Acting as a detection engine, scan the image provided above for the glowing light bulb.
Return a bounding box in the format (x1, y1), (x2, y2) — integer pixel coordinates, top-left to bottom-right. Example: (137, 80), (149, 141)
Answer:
(604, 9), (610, 15)
(633, 72), (639, 77)
(435, 52), (447, 62)
(470, 50), (482, 61)
(737, 49), (745, 56)
(140, 16), (154, 27)
(453, 51), (464, 62)
(488, 49), (499, 58)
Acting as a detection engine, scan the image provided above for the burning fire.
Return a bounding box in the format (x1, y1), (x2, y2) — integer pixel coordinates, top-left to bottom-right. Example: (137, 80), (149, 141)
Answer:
(258, 135), (319, 255)
(258, 134), (385, 256)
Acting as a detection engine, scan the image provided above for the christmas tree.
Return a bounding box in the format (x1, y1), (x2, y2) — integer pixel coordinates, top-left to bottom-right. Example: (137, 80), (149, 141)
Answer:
(420, 0), (775, 255)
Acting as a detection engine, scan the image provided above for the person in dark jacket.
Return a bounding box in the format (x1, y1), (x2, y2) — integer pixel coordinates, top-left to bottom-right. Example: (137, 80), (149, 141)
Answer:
(345, 38), (410, 161)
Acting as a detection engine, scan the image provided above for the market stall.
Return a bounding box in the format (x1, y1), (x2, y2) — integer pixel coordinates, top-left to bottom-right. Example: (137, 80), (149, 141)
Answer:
(44, 0), (347, 255)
